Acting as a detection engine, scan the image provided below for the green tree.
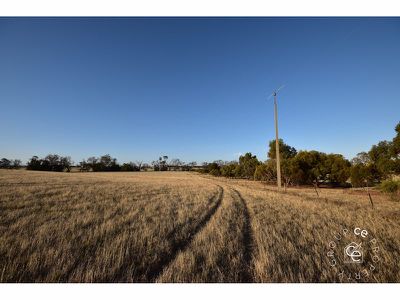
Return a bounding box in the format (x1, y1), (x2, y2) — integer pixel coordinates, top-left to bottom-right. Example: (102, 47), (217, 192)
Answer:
(289, 151), (324, 185)
(27, 154), (72, 172)
(204, 162), (220, 175)
(221, 163), (237, 178)
(351, 152), (370, 165)
(254, 161), (276, 182)
(268, 139), (297, 160)
(0, 158), (11, 169)
(12, 159), (22, 169)
(238, 152), (259, 179)
(325, 154), (351, 185)
(369, 141), (393, 177)
(350, 163), (378, 187)
(121, 162), (140, 171)
(390, 122), (400, 173)
(392, 122), (400, 155)
(209, 168), (221, 176)
(234, 164), (243, 178)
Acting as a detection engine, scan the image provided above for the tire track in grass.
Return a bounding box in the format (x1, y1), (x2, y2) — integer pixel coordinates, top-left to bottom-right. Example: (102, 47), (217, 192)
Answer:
(147, 185), (224, 282)
(231, 188), (255, 282)
(156, 186), (254, 282)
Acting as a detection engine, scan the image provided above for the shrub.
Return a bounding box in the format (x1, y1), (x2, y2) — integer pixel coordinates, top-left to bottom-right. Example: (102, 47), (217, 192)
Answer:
(254, 163), (274, 181)
(220, 163), (237, 178)
(350, 162), (383, 187)
(239, 153), (259, 179)
(380, 179), (400, 200)
(121, 163), (140, 172)
(209, 168), (221, 177)
(205, 163), (220, 175)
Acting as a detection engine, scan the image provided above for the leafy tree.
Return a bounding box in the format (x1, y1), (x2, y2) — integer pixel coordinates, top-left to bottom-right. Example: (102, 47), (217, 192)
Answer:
(209, 168), (221, 176)
(221, 163), (238, 178)
(350, 163), (378, 187)
(151, 156), (168, 171)
(0, 158), (11, 169)
(121, 162), (140, 171)
(213, 160), (225, 167)
(26, 154), (72, 172)
(281, 158), (296, 186)
(169, 158), (184, 170)
(391, 122), (400, 158)
(157, 156), (169, 171)
(60, 156), (72, 172)
(135, 161), (143, 171)
(351, 152), (370, 165)
(390, 122), (400, 173)
(254, 162), (275, 182)
(289, 151), (326, 185)
(238, 152), (259, 179)
(268, 139), (297, 160)
(349, 122), (400, 184)
(12, 159), (22, 169)
(324, 154), (351, 185)
(206, 162), (220, 174)
(369, 141), (393, 177)
(80, 154), (120, 171)
(234, 164), (243, 178)
(152, 160), (160, 171)
(26, 156), (41, 170)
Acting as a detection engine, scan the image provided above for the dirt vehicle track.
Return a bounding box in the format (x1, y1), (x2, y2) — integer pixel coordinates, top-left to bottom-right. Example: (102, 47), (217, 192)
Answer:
(231, 188), (255, 282)
(149, 186), (224, 282)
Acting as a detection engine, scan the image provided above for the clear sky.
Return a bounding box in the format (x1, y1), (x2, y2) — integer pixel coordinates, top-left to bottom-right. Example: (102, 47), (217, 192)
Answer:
(1, 17), (399, 164)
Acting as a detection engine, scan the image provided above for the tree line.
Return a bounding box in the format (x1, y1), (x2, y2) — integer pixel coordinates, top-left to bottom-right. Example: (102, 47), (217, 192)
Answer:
(201, 121), (400, 192)
(201, 146), (351, 187)
(26, 155), (73, 172)
(0, 154), (198, 173)
(1, 121), (399, 195)
(79, 155), (141, 172)
(0, 158), (22, 169)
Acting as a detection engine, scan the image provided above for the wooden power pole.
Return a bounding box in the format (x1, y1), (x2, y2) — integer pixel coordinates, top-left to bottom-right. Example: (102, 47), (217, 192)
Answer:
(274, 92), (282, 190)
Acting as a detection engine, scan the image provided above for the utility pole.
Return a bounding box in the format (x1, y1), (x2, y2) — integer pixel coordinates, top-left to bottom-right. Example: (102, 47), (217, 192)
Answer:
(268, 85), (284, 191)
(273, 92), (282, 190)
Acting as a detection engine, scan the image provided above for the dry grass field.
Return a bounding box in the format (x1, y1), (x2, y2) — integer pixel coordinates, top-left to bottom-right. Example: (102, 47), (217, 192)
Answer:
(0, 169), (399, 283)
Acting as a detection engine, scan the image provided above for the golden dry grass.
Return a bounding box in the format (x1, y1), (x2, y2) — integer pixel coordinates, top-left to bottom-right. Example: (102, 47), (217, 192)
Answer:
(0, 169), (399, 282)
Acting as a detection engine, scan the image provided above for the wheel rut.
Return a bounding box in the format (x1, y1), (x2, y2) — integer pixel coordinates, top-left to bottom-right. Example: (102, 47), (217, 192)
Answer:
(148, 185), (224, 282)
(231, 188), (255, 283)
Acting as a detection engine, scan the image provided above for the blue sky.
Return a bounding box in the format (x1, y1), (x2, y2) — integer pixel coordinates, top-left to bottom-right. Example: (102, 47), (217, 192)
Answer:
(0, 17), (399, 164)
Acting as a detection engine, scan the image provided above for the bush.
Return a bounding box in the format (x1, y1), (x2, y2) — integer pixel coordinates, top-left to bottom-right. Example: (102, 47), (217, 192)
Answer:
(204, 163), (220, 175)
(254, 163), (274, 181)
(120, 163), (140, 172)
(220, 163), (237, 178)
(380, 179), (400, 199)
(239, 153), (259, 179)
(209, 168), (221, 177)
(350, 163), (380, 187)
